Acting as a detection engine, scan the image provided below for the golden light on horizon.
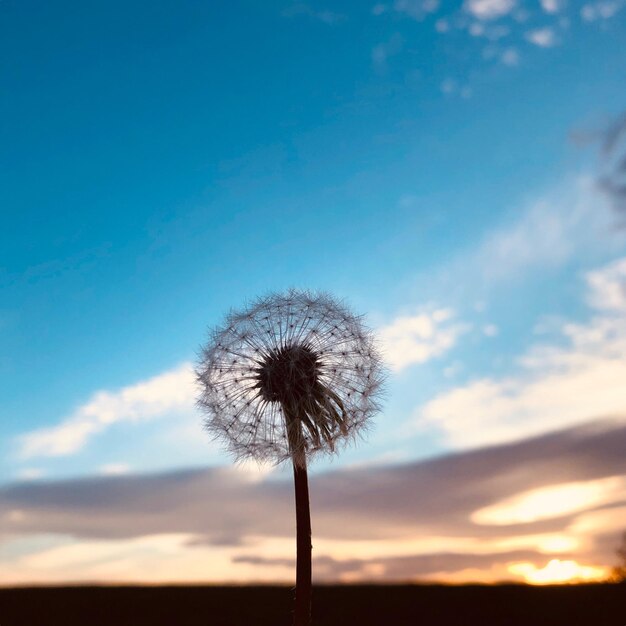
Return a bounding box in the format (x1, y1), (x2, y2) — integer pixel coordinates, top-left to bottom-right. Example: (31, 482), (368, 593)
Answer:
(471, 476), (626, 525)
(508, 559), (608, 585)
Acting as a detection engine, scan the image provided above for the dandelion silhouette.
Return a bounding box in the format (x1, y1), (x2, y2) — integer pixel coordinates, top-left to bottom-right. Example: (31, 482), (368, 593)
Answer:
(196, 290), (384, 625)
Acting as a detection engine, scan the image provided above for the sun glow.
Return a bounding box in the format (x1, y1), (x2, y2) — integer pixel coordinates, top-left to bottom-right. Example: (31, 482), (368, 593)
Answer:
(472, 476), (626, 525)
(508, 559), (608, 584)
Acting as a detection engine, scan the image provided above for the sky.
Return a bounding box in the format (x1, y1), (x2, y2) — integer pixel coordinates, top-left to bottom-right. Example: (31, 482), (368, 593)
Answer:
(1, 0), (626, 585)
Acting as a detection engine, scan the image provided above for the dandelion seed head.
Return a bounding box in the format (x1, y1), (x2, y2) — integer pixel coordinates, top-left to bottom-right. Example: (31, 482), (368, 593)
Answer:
(196, 290), (385, 466)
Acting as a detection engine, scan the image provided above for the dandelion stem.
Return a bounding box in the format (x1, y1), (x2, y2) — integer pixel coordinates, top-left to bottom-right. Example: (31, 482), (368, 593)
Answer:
(285, 410), (312, 626)
(292, 451), (312, 626)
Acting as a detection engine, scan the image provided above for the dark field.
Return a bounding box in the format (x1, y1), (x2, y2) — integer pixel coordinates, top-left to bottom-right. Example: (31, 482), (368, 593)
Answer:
(0, 583), (624, 625)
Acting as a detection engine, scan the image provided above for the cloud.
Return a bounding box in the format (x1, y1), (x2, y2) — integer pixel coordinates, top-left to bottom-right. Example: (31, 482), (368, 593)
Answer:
(540, 0), (566, 13)
(16, 468), (45, 481)
(469, 178), (623, 285)
(375, 0), (617, 91)
(371, 33), (404, 70)
(99, 463), (131, 476)
(17, 363), (195, 459)
(586, 256), (626, 311)
(479, 199), (569, 277)
(393, 0), (440, 20)
(378, 308), (468, 371)
(508, 558), (606, 583)
(372, 3), (388, 15)
(469, 22), (510, 39)
(408, 180), (615, 307)
(581, 0), (624, 20)
(465, 0), (516, 20)
(525, 27), (558, 47)
(282, 3), (345, 24)
(439, 78), (472, 98)
(471, 476), (626, 525)
(482, 323), (499, 337)
(417, 257), (626, 449)
(500, 47), (521, 66)
(1, 419), (625, 582)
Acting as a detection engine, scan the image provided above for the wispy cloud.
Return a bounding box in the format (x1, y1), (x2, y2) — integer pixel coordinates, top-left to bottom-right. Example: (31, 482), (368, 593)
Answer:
(416, 256), (626, 448)
(371, 0), (616, 94)
(17, 364), (195, 459)
(99, 463), (132, 476)
(282, 3), (346, 24)
(586, 256), (626, 311)
(471, 178), (623, 284)
(371, 33), (404, 71)
(499, 47), (520, 66)
(440, 78), (472, 98)
(541, 0), (567, 13)
(372, 3), (388, 16)
(394, 0), (440, 20)
(16, 468), (45, 481)
(464, 0), (516, 20)
(581, 0), (625, 20)
(378, 308), (468, 371)
(525, 27), (558, 47)
(540, 0), (566, 14)
(404, 177), (624, 308)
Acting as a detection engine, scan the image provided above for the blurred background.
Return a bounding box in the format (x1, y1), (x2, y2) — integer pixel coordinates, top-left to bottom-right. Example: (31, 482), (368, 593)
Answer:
(1, 0), (626, 586)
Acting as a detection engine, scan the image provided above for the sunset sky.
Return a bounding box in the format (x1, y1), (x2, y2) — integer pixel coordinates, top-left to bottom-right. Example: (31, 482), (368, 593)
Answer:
(1, 0), (626, 585)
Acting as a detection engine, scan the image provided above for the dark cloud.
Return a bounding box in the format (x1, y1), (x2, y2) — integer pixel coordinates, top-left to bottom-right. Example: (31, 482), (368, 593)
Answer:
(0, 466), (294, 543)
(234, 550), (550, 581)
(1, 417), (625, 578)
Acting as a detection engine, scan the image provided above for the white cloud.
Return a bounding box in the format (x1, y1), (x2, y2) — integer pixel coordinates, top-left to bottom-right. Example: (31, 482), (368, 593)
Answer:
(525, 27), (558, 47)
(440, 78), (457, 94)
(282, 3), (345, 24)
(586, 257), (626, 311)
(416, 257), (626, 448)
(99, 463), (131, 476)
(477, 199), (570, 278)
(581, 0), (624, 20)
(371, 33), (404, 70)
(540, 0), (565, 13)
(379, 308), (468, 371)
(394, 0), (440, 19)
(470, 22), (510, 39)
(18, 363), (195, 459)
(439, 79), (472, 98)
(482, 324), (499, 337)
(465, 0), (516, 20)
(500, 47), (520, 65)
(16, 468), (45, 481)
(471, 178), (623, 284)
(443, 361), (464, 378)
(372, 3), (388, 15)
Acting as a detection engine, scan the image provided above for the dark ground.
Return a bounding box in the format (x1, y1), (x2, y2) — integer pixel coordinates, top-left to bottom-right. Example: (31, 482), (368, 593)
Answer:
(0, 583), (624, 625)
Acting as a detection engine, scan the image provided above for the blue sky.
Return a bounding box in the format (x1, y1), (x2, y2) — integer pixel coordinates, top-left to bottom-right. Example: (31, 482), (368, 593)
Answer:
(2, 0), (626, 584)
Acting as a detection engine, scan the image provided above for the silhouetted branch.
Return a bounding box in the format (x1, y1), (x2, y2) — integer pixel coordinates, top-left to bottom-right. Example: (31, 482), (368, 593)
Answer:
(598, 110), (626, 218)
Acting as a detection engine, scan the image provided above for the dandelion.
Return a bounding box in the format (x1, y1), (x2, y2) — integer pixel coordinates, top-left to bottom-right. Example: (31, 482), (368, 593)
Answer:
(196, 289), (384, 626)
